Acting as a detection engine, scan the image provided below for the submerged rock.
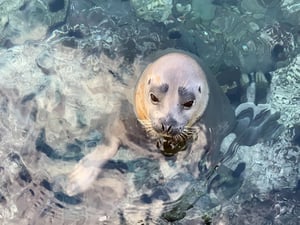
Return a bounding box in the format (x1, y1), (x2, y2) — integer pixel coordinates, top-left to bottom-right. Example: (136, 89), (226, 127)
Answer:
(191, 0), (216, 21)
(0, 0), (69, 47)
(269, 54), (300, 127)
(130, 0), (173, 23)
(281, 0), (300, 26)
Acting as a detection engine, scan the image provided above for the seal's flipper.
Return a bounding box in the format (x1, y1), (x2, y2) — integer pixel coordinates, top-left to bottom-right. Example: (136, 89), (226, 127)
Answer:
(218, 103), (284, 166)
(66, 137), (120, 196)
(234, 102), (284, 146)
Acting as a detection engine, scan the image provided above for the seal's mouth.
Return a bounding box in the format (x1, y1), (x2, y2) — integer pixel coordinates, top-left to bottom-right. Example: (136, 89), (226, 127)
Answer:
(138, 119), (195, 142)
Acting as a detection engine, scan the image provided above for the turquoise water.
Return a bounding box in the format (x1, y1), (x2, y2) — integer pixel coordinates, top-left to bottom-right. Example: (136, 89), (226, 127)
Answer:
(0, 0), (299, 224)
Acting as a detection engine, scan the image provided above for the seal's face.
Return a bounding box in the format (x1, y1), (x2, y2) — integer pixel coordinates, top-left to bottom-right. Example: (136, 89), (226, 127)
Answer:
(134, 52), (209, 142)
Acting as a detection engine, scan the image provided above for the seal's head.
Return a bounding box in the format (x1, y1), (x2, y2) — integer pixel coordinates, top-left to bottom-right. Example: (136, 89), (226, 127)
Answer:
(134, 52), (209, 142)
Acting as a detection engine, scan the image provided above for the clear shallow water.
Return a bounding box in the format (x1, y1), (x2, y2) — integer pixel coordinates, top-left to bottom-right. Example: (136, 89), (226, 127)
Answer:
(0, 0), (299, 224)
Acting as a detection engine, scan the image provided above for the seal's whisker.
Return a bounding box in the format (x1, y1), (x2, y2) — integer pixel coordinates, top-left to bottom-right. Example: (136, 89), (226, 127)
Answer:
(174, 134), (181, 142)
(184, 127), (195, 135)
(181, 131), (188, 138)
(140, 122), (160, 139)
(177, 134), (184, 142)
(179, 134), (185, 142)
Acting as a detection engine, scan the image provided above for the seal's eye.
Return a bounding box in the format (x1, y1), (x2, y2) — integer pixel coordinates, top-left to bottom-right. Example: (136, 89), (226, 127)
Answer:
(183, 100), (194, 109)
(150, 93), (159, 104)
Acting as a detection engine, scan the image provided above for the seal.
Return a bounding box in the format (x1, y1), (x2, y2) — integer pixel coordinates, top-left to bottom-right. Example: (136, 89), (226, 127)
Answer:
(134, 52), (210, 156)
(66, 49), (236, 196)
